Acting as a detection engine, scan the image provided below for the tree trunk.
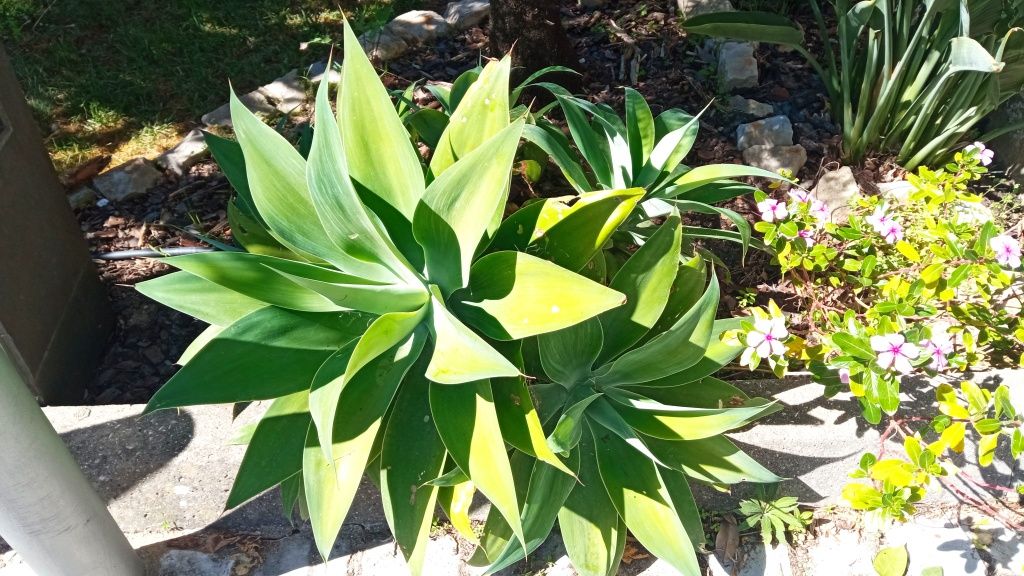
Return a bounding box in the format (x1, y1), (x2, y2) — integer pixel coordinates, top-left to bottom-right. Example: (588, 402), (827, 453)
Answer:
(489, 0), (579, 95)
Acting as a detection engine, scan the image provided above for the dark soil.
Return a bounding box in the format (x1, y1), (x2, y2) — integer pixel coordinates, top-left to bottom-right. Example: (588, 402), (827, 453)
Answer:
(75, 1), (841, 404)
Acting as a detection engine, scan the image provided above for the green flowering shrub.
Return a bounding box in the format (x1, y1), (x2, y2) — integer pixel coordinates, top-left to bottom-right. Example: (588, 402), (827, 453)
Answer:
(137, 20), (784, 576)
(732, 146), (1024, 522)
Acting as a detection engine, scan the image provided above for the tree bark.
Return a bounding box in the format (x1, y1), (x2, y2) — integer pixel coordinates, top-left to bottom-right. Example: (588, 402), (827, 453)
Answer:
(489, 0), (579, 94)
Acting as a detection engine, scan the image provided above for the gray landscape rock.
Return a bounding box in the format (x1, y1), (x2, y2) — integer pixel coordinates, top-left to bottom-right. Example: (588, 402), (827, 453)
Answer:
(445, 0), (491, 30)
(358, 28), (410, 62)
(718, 41), (758, 91)
(155, 129), (208, 177)
(728, 95), (774, 118)
(812, 166), (859, 222)
(387, 10), (449, 45)
(158, 550), (234, 576)
(306, 60), (340, 85)
(258, 69), (306, 114)
(736, 115), (794, 150)
(742, 144), (807, 177)
(92, 158), (162, 202)
(201, 89), (275, 128)
(66, 186), (97, 210)
(678, 0), (734, 17)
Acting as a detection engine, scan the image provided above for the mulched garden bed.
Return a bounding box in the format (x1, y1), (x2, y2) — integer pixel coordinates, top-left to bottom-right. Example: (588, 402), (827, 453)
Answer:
(73, 2), (874, 404)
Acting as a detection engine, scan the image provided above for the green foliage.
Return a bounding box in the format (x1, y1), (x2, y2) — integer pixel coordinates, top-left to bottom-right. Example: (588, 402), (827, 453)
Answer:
(873, 545), (910, 576)
(736, 486), (812, 545)
(139, 20), (781, 576)
(684, 1), (1024, 169)
(525, 84), (787, 259)
(735, 153), (1024, 524)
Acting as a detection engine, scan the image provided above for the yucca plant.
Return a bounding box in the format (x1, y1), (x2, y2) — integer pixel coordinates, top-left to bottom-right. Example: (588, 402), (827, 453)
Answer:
(464, 212), (781, 575)
(137, 22), (634, 570)
(684, 0), (1024, 169)
(524, 85), (783, 259)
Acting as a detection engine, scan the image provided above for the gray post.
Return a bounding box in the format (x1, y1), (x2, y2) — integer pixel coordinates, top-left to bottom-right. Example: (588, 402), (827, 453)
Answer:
(0, 338), (143, 576)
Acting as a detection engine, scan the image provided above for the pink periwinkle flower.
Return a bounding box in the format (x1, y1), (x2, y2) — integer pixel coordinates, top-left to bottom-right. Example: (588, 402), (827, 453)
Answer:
(965, 142), (995, 166)
(870, 333), (920, 374)
(797, 229), (815, 246)
(879, 220), (904, 244)
(757, 198), (789, 223)
(810, 200), (830, 224)
(789, 189), (812, 204)
(838, 367), (851, 385)
(921, 331), (954, 371)
(990, 234), (1022, 269)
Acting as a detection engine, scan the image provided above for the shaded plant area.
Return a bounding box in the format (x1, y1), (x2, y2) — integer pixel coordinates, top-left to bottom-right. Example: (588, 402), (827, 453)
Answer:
(0, 0), (432, 173)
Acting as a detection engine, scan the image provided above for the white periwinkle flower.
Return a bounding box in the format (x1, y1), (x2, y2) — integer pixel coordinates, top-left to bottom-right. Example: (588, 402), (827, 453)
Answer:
(870, 333), (920, 374)
(744, 317), (789, 359)
(965, 141), (995, 166)
(990, 234), (1022, 269)
(757, 198), (789, 222)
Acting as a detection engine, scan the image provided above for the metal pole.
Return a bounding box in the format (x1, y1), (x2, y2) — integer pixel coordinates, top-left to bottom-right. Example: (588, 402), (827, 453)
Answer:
(0, 339), (142, 575)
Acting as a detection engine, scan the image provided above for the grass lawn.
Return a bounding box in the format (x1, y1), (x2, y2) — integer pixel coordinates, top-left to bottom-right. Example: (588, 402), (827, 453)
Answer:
(1, 0), (422, 175)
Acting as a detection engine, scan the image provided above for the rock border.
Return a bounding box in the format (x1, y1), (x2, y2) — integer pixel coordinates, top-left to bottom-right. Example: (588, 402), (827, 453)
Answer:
(70, 0), (491, 209)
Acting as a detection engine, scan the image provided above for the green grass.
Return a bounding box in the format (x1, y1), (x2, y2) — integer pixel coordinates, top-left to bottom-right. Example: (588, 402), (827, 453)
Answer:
(1, 0), (425, 173)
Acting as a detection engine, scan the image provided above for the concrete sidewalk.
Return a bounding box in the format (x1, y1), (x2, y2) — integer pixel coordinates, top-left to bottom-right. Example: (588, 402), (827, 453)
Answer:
(1, 374), (1021, 575)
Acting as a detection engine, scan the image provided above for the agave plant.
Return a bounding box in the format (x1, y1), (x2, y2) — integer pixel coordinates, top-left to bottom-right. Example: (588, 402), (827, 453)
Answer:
(464, 212), (781, 575)
(684, 0), (1024, 169)
(137, 22), (637, 570)
(523, 85), (784, 258)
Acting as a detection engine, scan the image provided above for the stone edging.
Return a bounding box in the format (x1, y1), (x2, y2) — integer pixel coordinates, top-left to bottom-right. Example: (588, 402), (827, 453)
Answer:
(71, 0), (490, 208)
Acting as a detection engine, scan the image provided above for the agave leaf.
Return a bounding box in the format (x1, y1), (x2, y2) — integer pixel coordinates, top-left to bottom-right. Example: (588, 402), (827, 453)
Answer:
(453, 251), (626, 340)
(162, 251), (369, 312)
(177, 325), (224, 366)
(309, 74), (419, 284)
(660, 466), (707, 549)
(227, 199), (294, 259)
(380, 365), (447, 575)
(146, 308), (372, 411)
(587, 398), (668, 466)
(304, 336), (426, 559)
(339, 22), (425, 220)
(483, 455), (581, 574)
(644, 435), (783, 485)
(538, 318), (604, 386)
(468, 451), (534, 567)
(605, 388), (773, 441)
(406, 108), (448, 149)
(521, 123), (592, 194)
(554, 93), (613, 187)
(592, 423), (702, 576)
(624, 87), (656, 174)
(227, 390), (309, 509)
(430, 380), (526, 550)
(204, 131), (257, 217)
(642, 255), (707, 344)
(425, 290), (519, 384)
(671, 180), (760, 204)
(229, 90), (353, 267)
(558, 429), (627, 576)
(270, 268), (427, 315)
(632, 318), (745, 387)
(309, 311), (426, 462)
(596, 271), (719, 386)
(635, 109), (701, 189)
(136, 271), (265, 326)
(547, 393), (603, 454)
(492, 373), (576, 477)
(414, 121), (525, 293)
(671, 199), (752, 261)
(598, 214), (682, 363)
(430, 57), (511, 177)
(437, 475), (479, 544)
